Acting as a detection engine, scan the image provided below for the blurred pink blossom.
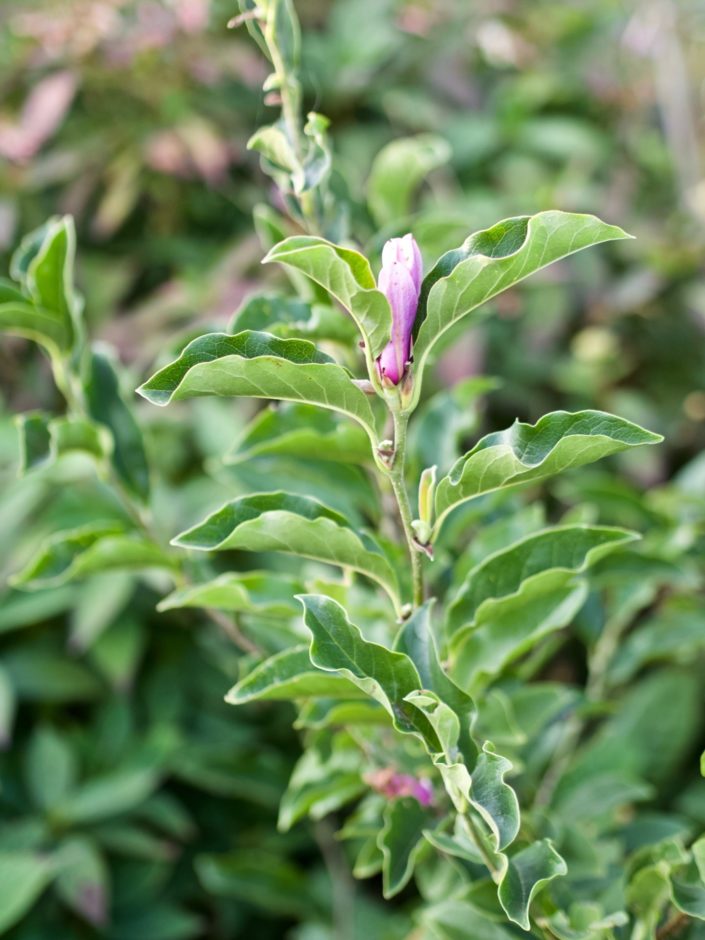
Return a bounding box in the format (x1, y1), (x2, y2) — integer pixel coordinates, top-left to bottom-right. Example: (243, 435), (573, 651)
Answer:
(0, 71), (77, 163)
(365, 768), (434, 806)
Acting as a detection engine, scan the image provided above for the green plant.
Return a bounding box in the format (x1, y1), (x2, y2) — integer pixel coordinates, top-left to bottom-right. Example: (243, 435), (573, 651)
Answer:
(2, 2), (705, 939)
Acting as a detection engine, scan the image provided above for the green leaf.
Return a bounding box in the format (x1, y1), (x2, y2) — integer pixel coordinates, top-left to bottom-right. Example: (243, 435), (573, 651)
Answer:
(24, 216), (78, 327)
(278, 732), (365, 831)
(298, 594), (438, 745)
(451, 577), (588, 690)
(395, 602), (477, 761)
(262, 238), (392, 357)
(85, 346), (150, 502)
(16, 412), (110, 474)
(58, 766), (161, 825)
(411, 212), (632, 404)
(671, 837), (705, 920)
(230, 292), (358, 344)
(158, 571), (302, 618)
(368, 134), (451, 226)
(446, 525), (638, 636)
(54, 837), (108, 926)
(227, 403), (372, 465)
(173, 494), (400, 613)
(378, 796), (430, 898)
(138, 330), (379, 448)
(12, 523), (174, 590)
(195, 850), (313, 919)
(0, 851), (54, 933)
(0, 664), (15, 746)
(24, 725), (78, 811)
(469, 745), (521, 853)
(226, 645), (363, 704)
(498, 839), (567, 930)
(435, 411), (661, 532)
(3, 217), (80, 354)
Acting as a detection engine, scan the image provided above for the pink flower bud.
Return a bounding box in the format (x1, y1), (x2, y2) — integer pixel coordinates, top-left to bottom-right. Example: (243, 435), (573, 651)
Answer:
(376, 234), (422, 386)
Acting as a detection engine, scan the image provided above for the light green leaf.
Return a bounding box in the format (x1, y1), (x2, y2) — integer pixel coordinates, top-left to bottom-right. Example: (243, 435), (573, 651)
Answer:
(12, 522), (174, 590)
(0, 290), (72, 354)
(226, 403), (371, 465)
(447, 525), (638, 636)
(298, 594), (437, 745)
(262, 238), (392, 357)
(226, 645), (363, 704)
(411, 212), (632, 404)
(378, 796), (430, 898)
(138, 330), (379, 448)
(368, 134), (451, 226)
(0, 851), (54, 933)
(469, 745), (521, 853)
(58, 766), (161, 825)
(435, 411), (661, 532)
(174, 494), (400, 613)
(25, 216), (78, 327)
(85, 346), (150, 502)
(498, 839), (567, 930)
(158, 571), (302, 618)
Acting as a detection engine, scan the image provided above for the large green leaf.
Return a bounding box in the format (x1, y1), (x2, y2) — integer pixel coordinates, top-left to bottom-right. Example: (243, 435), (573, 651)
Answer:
(173, 494), (400, 612)
(367, 134), (451, 226)
(226, 645), (363, 704)
(435, 411), (661, 532)
(0, 852), (54, 933)
(378, 796), (430, 898)
(262, 238), (392, 357)
(446, 525), (638, 636)
(411, 212), (631, 405)
(138, 330), (379, 447)
(497, 839), (567, 929)
(298, 594), (438, 745)
(451, 577), (588, 690)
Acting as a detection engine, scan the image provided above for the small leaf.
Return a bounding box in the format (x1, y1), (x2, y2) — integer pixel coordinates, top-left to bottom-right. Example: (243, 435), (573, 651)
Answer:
(226, 645), (363, 704)
(378, 796), (430, 898)
(16, 412), (110, 475)
(470, 745), (521, 853)
(0, 851), (54, 933)
(435, 411), (661, 532)
(85, 346), (150, 502)
(498, 839), (567, 930)
(298, 594), (438, 745)
(173, 494), (400, 612)
(368, 134), (451, 226)
(411, 212), (632, 405)
(447, 525), (638, 636)
(138, 330), (379, 448)
(263, 238), (392, 357)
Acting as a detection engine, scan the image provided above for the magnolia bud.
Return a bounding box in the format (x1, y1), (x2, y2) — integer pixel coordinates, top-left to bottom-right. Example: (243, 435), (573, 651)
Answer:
(376, 234), (423, 386)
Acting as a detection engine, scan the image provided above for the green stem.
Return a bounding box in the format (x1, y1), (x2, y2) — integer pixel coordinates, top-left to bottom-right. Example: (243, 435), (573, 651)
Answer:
(461, 813), (499, 878)
(388, 410), (424, 610)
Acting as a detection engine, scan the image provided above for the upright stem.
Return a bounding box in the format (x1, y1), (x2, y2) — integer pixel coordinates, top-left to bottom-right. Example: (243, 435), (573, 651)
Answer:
(388, 410), (424, 610)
